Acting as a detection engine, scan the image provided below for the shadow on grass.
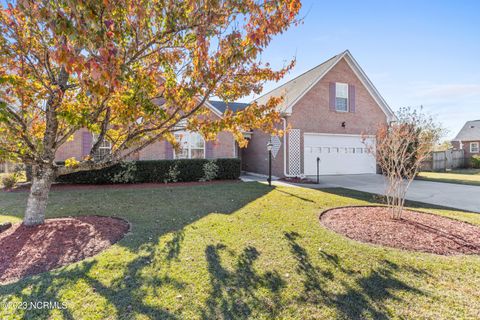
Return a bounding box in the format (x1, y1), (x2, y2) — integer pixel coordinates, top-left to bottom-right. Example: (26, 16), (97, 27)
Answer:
(319, 187), (474, 213)
(275, 189), (316, 203)
(284, 231), (426, 320)
(0, 182), (274, 319)
(0, 183), (430, 319)
(202, 244), (285, 320)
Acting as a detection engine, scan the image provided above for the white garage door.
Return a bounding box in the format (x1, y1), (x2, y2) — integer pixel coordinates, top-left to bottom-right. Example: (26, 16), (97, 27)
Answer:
(304, 134), (376, 175)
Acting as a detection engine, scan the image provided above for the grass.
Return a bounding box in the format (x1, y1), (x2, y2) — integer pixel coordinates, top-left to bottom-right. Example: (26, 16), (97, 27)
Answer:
(417, 169), (480, 186)
(0, 182), (479, 319)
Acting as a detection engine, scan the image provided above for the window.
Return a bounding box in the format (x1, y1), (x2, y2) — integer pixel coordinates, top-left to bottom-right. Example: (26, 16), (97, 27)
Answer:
(471, 142), (479, 153)
(174, 131), (205, 159)
(92, 134), (112, 161)
(335, 83), (349, 112)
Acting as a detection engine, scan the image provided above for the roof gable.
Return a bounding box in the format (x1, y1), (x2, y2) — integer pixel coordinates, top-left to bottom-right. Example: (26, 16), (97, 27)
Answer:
(208, 100), (249, 114)
(453, 120), (480, 141)
(254, 50), (395, 121)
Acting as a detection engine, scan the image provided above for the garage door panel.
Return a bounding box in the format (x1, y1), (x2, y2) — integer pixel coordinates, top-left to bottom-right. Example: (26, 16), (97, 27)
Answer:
(304, 134), (376, 175)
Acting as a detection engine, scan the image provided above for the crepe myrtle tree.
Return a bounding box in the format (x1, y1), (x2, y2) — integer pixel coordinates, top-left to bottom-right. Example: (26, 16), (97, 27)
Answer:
(364, 107), (443, 219)
(0, 0), (302, 226)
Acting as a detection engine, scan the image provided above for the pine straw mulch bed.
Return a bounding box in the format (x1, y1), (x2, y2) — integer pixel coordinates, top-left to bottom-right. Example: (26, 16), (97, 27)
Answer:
(0, 216), (129, 284)
(320, 206), (480, 256)
(279, 177), (317, 184)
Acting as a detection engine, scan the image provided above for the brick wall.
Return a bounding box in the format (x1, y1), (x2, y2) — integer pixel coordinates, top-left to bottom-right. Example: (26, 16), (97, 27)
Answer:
(452, 140), (480, 166)
(242, 58), (388, 177)
(137, 131), (236, 160)
(55, 129), (236, 162)
(55, 128), (89, 161)
(241, 124), (285, 177)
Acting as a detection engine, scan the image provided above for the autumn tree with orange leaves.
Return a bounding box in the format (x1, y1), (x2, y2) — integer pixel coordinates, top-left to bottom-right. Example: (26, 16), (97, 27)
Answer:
(0, 0), (301, 226)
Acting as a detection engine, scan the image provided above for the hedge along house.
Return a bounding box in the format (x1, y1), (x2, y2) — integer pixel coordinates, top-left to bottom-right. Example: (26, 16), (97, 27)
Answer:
(241, 50), (395, 178)
(55, 100), (241, 163)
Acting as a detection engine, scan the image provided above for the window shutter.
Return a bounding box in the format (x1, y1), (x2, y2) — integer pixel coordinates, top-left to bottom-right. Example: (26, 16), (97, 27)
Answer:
(206, 141), (214, 159)
(348, 84), (356, 113)
(82, 132), (92, 158)
(329, 82), (336, 111)
(165, 141), (174, 159)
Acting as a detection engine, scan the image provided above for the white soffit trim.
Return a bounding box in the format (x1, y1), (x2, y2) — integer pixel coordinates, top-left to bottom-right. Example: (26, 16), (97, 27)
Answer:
(285, 54), (344, 114)
(286, 50), (395, 122)
(342, 52), (396, 122)
(203, 99), (224, 117)
(303, 132), (376, 138)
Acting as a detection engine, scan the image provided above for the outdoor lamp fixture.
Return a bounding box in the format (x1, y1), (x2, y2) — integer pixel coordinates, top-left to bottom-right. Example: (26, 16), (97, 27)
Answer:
(267, 141), (273, 186)
(341, 121), (346, 128)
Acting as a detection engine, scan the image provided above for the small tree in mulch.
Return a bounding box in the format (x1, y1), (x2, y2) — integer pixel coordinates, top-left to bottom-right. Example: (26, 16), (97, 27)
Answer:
(365, 107), (444, 219)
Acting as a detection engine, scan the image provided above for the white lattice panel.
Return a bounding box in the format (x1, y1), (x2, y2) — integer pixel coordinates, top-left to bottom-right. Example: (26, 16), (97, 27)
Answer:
(288, 129), (301, 176)
(271, 135), (281, 158)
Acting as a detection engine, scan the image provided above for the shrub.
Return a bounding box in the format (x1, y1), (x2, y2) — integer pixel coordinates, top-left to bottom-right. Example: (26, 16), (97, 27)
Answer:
(471, 155), (480, 169)
(1, 173), (17, 189)
(56, 158), (241, 184)
(111, 161), (137, 183)
(200, 161), (219, 182)
(164, 164), (180, 183)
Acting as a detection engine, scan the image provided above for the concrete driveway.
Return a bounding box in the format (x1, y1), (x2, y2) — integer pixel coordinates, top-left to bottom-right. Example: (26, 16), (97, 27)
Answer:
(313, 174), (480, 213)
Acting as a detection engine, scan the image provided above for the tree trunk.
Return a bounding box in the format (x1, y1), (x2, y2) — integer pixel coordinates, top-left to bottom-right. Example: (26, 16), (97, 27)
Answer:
(23, 166), (55, 226)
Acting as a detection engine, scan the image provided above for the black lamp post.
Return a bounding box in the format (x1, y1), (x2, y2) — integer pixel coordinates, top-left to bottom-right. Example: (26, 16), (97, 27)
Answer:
(267, 141), (273, 186)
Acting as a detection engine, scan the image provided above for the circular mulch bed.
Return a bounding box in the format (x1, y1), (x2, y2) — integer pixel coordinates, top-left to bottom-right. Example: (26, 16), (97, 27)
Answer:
(320, 206), (480, 256)
(0, 216), (129, 284)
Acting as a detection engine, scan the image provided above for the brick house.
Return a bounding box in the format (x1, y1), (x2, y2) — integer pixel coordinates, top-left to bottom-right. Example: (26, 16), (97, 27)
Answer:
(55, 50), (395, 177)
(452, 120), (480, 166)
(55, 101), (240, 163)
(242, 50), (395, 177)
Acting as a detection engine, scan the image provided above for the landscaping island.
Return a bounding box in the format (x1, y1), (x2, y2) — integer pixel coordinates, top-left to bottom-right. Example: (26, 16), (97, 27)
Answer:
(321, 206), (480, 255)
(0, 216), (129, 284)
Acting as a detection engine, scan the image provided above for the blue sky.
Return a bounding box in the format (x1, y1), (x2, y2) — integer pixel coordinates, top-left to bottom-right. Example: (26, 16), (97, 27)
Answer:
(249, 0), (480, 139)
(2, 0), (477, 139)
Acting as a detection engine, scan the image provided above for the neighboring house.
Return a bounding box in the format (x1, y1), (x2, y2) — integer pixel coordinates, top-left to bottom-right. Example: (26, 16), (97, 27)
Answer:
(55, 50), (395, 177)
(452, 120), (480, 166)
(242, 50), (395, 177)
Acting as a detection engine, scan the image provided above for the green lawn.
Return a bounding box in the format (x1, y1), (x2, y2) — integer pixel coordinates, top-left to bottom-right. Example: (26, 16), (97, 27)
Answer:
(0, 182), (479, 319)
(417, 169), (480, 186)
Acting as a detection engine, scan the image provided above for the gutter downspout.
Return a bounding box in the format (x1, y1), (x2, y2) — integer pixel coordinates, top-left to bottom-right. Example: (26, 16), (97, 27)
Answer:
(282, 117), (296, 177)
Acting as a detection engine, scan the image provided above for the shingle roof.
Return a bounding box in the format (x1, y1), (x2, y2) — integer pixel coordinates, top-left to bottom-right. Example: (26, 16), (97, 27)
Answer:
(253, 53), (342, 113)
(208, 100), (249, 113)
(251, 50), (394, 120)
(207, 50), (394, 120)
(453, 120), (480, 141)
